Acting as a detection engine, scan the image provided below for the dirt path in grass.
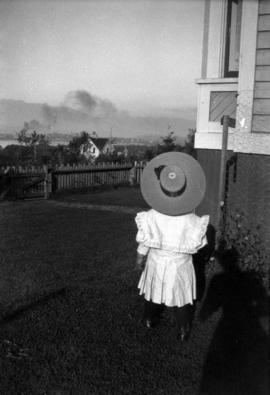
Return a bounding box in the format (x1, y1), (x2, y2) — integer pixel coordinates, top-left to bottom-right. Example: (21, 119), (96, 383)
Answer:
(46, 199), (143, 214)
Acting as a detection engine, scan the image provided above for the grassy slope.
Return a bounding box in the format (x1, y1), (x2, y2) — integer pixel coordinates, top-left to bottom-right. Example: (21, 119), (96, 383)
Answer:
(53, 186), (149, 209)
(0, 200), (216, 394)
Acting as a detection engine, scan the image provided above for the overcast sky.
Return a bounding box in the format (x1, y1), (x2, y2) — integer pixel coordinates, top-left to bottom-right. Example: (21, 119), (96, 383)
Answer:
(0, 0), (204, 117)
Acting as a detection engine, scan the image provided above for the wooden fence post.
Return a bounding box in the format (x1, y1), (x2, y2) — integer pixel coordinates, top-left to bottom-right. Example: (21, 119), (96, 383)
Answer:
(129, 163), (136, 186)
(44, 166), (52, 199)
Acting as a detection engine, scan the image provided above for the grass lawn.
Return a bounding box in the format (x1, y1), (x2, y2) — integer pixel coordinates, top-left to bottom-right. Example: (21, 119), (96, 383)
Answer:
(0, 198), (219, 394)
(53, 185), (149, 209)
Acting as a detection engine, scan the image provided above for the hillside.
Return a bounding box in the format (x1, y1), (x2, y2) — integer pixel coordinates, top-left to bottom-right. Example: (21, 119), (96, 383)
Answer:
(0, 99), (196, 140)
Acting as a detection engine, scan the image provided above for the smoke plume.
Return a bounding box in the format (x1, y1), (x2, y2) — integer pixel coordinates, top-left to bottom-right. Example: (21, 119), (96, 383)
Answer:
(63, 90), (97, 114)
(42, 103), (58, 127)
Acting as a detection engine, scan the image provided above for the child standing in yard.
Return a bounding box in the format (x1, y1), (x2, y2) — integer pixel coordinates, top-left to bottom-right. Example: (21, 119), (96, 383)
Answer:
(135, 152), (209, 341)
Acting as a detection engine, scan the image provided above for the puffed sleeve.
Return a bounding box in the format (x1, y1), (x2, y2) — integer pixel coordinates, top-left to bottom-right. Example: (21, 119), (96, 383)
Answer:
(135, 211), (149, 244)
(191, 214), (210, 251)
(135, 211), (151, 255)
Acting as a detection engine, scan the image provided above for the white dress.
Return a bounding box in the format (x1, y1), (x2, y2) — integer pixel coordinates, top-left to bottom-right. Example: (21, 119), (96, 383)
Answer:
(135, 209), (209, 308)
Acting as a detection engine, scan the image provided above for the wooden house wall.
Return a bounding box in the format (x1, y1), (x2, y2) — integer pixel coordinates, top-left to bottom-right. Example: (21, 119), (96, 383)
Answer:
(252, 0), (270, 133)
(196, 149), (270, 250)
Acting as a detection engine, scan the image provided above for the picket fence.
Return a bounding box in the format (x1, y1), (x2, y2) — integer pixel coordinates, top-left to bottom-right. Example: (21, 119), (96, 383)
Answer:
(0, 162), (145, 199)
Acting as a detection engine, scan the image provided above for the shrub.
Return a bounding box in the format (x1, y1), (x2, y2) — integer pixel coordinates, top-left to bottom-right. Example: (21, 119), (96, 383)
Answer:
(222, 209), (269, 287)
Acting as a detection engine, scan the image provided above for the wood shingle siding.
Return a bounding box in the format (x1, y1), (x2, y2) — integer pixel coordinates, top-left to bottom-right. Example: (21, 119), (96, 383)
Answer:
(259, 0), (270, 14)
(258, 14), (270, 31)
(256, 50), (270, 65)
(257, 32), (270, 49)
(252, 115), (270, 133)
(253, 99), (270, 113)
(255, 66), (270, 81)
(254, 81), (270, 98)
(252, 0), (270, 133)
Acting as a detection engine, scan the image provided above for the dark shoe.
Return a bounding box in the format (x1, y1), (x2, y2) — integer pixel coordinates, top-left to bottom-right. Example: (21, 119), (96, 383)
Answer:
(145, 319), (152, 328)
(142, 318), (153, 328)
(143, 317), (162, 328)
(179, 324), (191, 342)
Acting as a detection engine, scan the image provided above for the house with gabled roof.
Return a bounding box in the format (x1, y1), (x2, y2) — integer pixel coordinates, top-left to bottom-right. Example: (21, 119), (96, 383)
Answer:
(80, 137), (112, 160)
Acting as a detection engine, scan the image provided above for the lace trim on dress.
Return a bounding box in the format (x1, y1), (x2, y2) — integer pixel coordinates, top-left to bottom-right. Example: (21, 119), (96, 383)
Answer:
(135, 210), (209, 254)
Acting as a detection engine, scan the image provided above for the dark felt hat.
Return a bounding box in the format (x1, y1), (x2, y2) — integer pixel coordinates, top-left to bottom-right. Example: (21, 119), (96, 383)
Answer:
(140, 152), (206, 216)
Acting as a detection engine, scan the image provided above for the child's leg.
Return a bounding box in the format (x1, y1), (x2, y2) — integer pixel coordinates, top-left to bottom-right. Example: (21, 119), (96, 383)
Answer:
(174, 303), (193, 326)
(174, 304), (194, 340)
(143, 300), (165, 327)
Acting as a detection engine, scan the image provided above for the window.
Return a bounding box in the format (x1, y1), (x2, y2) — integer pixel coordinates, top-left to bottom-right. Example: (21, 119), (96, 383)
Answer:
(224, 0), (242, 77)
(209, 91), (237, 122)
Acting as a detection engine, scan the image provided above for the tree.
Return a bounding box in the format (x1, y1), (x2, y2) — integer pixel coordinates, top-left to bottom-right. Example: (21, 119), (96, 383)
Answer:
(17, 128), (32, 159)
(17, 127), (31, 146)
(182, 128), (196, 158)
(142, 128), (196, 161)
(16, 122), (51, 164)
(0, 144), (32, 166)
(160, 131), (176, 150)
(68, 131), (95, 163)
(38, 133), (50, 149)
(156, 131), (183, 155)
(68, 131), (90, 154)
(17, 127), (50, 147)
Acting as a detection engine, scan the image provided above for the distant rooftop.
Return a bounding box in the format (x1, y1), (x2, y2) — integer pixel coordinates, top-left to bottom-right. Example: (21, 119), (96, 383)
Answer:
(90, 137), (109, 150)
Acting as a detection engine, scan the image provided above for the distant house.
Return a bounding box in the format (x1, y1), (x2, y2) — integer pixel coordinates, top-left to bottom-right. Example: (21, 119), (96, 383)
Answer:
(111, 144), (129, 157)
(195, 0), (270, 247)
(111, 143), (152, 160)
(80, 137), (112, 159)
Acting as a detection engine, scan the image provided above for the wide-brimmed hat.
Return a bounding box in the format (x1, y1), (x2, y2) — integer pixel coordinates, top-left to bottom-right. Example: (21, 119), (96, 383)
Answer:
(140, 152), (206, 216)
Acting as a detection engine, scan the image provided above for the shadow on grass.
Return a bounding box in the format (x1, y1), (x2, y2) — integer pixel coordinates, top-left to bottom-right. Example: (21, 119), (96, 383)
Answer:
(193, 223), (216, 302)
(0, 287), (69, 324)
(199, 247), (269, 395)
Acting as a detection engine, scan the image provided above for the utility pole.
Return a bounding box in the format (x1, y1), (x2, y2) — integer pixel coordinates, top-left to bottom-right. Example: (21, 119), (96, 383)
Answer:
(216, 115), (235, 246)
(109, 127), (113, 153)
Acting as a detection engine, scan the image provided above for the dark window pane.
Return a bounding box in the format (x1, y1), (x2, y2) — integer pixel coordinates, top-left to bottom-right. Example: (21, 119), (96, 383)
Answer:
(224, 0), (242, 77)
